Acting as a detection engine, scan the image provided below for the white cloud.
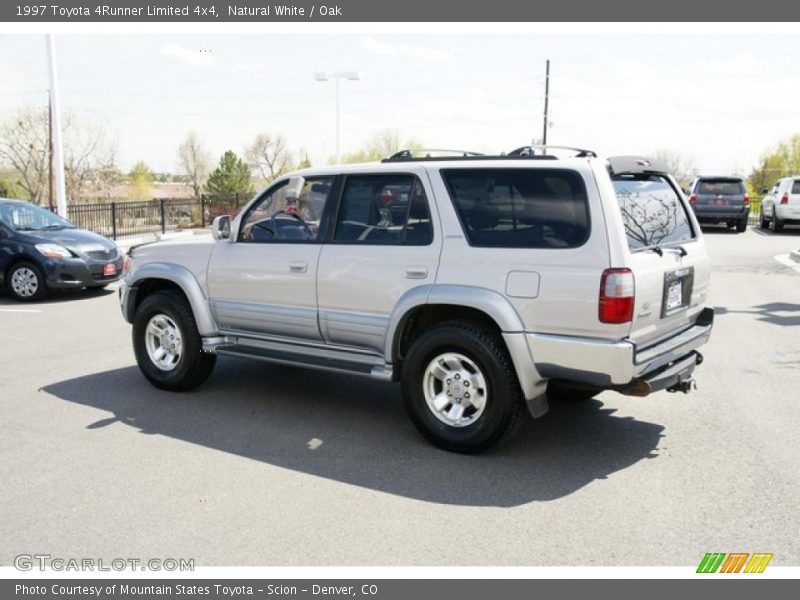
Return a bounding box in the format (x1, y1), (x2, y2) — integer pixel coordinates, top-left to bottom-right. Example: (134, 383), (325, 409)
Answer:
(159, 43), (218, 68)
(361, 37), (450, 61)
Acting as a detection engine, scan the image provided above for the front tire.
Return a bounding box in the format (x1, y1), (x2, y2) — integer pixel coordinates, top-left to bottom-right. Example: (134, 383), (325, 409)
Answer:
(770, 209), (784, 233)
(7, 262), (48, 302)
(132, 290), (216, 391)
(759, 208), (769, 229)
(401, 321), (525, 454)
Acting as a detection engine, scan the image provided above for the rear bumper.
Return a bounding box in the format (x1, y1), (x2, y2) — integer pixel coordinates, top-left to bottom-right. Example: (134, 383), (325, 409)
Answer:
(775, 205), (800, 223)
(692, 206), (748, 222)
(528, 307), (714, 389)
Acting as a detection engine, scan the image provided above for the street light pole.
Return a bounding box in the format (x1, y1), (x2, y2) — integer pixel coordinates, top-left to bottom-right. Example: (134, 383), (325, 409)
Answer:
(314, 71), (360, 165)
(46, 34), (67, 218)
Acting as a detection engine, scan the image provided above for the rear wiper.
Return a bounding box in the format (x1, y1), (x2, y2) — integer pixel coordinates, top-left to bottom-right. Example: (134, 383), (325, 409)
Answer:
(648, 245), (688, 257)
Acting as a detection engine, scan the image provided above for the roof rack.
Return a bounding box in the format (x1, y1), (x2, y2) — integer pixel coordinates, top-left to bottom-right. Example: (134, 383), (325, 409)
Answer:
(383, 148), (485, 162)
(508, 145), (597, 158)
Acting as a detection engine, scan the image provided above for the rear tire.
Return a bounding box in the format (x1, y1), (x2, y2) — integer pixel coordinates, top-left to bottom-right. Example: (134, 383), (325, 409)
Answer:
(736, 216), (748, 233)
(132, 290), (216, 391)
(547, 381), (600, 402)
(401, 321), (525, 454)
(7, 261), (48, 302)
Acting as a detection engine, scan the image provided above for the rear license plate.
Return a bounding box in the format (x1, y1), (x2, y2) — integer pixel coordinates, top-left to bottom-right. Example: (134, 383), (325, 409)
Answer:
(715, 198), (725, 205)
(103, 264), (117, 277)
(661, 267), (694, 318)
(666, 280), (682, 310)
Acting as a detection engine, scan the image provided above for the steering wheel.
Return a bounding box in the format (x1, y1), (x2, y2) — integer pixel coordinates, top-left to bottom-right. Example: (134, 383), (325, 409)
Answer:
(268, 210), (314, 240)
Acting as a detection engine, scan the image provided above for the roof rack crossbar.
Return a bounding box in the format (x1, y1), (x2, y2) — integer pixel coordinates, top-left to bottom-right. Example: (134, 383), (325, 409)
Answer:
(509, 145), (597, 158)
(384, 148), (485, 162)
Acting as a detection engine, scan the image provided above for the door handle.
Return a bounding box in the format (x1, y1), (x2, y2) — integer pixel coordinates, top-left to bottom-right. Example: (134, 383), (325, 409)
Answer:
(289, 261), (308, 273)
(405, 266), (428, 279)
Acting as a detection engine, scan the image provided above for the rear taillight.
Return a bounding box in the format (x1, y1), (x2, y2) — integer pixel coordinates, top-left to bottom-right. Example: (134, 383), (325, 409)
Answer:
(599, 268), (635, 324)
(780, 193), (789, 205)
(743, 194), (750, 205)
(689, 194), (697, 204)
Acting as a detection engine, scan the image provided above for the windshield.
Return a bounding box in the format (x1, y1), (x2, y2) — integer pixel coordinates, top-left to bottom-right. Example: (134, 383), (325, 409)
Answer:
(0, 202), (76, 231)
(612, 175), (694, 251)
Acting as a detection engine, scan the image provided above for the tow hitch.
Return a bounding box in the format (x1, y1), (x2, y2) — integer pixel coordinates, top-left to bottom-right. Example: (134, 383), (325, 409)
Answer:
(666, 352), (702, 394)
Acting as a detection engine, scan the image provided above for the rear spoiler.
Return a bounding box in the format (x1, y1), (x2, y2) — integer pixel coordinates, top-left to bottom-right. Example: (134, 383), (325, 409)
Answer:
(607, 156), (672, 177)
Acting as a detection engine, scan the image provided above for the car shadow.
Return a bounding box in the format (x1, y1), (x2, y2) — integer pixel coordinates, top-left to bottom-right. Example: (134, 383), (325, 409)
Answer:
(43, 359), (665, 507)
(751, 227), (800, 237)
(0, 286), (115, 305)
(715, 303), (800, 327)
(699, 225), (740, 234)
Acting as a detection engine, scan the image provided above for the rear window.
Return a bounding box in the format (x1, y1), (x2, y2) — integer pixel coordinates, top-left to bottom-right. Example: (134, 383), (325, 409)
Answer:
(792, 180), (800, 194)
(613, 175), (695, 251)
(441, 168), (589, 248)
(696, 179), (745, 195)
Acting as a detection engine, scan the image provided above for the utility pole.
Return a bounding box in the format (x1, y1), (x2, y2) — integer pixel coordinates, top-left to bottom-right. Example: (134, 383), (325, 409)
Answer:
(46, 34), (67, 218)
(542, 59), (550, 152)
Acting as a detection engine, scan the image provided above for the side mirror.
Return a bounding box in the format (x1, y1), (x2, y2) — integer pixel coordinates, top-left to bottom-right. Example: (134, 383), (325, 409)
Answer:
(212, 215), (231, 240)
(760, 188), (769, 195)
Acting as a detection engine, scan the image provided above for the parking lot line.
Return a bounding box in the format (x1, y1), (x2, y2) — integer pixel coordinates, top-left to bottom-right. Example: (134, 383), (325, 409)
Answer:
(0, 308), (41, 313)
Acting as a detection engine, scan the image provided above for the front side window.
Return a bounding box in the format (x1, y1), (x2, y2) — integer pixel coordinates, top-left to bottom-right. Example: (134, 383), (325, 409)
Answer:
(239, 177), (334, 242)
(334, 174), (433, 245)
(442, 168), (589, 248)
(613, 175), (694, 251)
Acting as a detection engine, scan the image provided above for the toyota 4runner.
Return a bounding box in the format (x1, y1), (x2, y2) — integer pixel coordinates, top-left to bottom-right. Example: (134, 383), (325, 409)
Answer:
(120, 147), (714, 453)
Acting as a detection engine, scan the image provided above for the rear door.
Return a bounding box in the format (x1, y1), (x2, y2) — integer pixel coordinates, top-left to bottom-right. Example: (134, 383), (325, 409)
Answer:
(612, 173), (710, 347)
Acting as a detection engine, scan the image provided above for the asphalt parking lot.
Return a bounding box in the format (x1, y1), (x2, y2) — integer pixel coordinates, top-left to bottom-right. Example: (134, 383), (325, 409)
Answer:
(1, 226), (799, 567)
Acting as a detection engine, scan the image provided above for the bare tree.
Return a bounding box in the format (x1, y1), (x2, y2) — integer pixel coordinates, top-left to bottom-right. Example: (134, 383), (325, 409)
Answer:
(178, 132), (212, 198)
(245, 133), (291, 183)
(650, 149), (697, 189)
(339, 129), (422, 164)
(0, 106), (118, 205)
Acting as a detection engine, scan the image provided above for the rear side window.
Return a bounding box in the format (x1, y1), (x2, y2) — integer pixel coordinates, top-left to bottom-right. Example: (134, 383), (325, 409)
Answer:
(441, 168), (589, 248)
(613, 175), (694, 251)
(792, 180), (800, 194)
(334, 174), (433, 245)
(696, 179), (745, 195)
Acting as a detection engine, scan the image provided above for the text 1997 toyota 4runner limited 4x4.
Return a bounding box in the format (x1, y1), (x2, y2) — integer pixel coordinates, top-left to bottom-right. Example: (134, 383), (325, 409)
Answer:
(120, 147), (714, 453)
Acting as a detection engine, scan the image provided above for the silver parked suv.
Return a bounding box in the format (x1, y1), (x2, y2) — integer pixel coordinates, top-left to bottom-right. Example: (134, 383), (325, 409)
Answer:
(120, 147), (714, 453)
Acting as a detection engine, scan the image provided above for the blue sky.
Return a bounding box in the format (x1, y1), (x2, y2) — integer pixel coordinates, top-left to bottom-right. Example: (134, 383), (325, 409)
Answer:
(1, 33), (799, 174)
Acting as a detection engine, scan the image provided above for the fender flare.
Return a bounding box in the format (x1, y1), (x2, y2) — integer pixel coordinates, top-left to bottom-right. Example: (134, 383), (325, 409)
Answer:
(384, 284), (527, 362)
(126, 263), (218, 336)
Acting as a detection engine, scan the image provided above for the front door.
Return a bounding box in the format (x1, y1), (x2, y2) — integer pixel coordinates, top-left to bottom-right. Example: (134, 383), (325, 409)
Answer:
(207, 176), (337, 340)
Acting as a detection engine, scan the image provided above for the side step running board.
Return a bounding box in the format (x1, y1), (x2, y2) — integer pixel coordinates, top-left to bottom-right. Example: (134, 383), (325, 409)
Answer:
(215, 344), (394, 382)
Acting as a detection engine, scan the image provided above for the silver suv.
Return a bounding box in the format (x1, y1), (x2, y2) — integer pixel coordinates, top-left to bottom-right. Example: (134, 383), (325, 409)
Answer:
(119, 147), (714, 453)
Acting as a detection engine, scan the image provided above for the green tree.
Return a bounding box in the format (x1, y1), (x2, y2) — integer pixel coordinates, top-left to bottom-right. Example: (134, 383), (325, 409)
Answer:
(748, 134), (800, 193)
(128, 160), (154, 201)
(205, 150), (253, 196)
(337, 130), (422, 164)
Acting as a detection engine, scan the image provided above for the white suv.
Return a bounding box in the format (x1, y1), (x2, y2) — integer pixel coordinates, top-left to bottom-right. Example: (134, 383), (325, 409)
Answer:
(759, 176), (800, 232)
(119, 147), (714, 453)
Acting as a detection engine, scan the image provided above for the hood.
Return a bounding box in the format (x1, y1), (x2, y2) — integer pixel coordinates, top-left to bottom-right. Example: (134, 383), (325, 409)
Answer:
(23, 227), (117, 253)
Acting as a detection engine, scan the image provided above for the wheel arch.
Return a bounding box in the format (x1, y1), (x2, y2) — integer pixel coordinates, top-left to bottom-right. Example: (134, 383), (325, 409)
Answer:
(127, 263), (218, 336)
